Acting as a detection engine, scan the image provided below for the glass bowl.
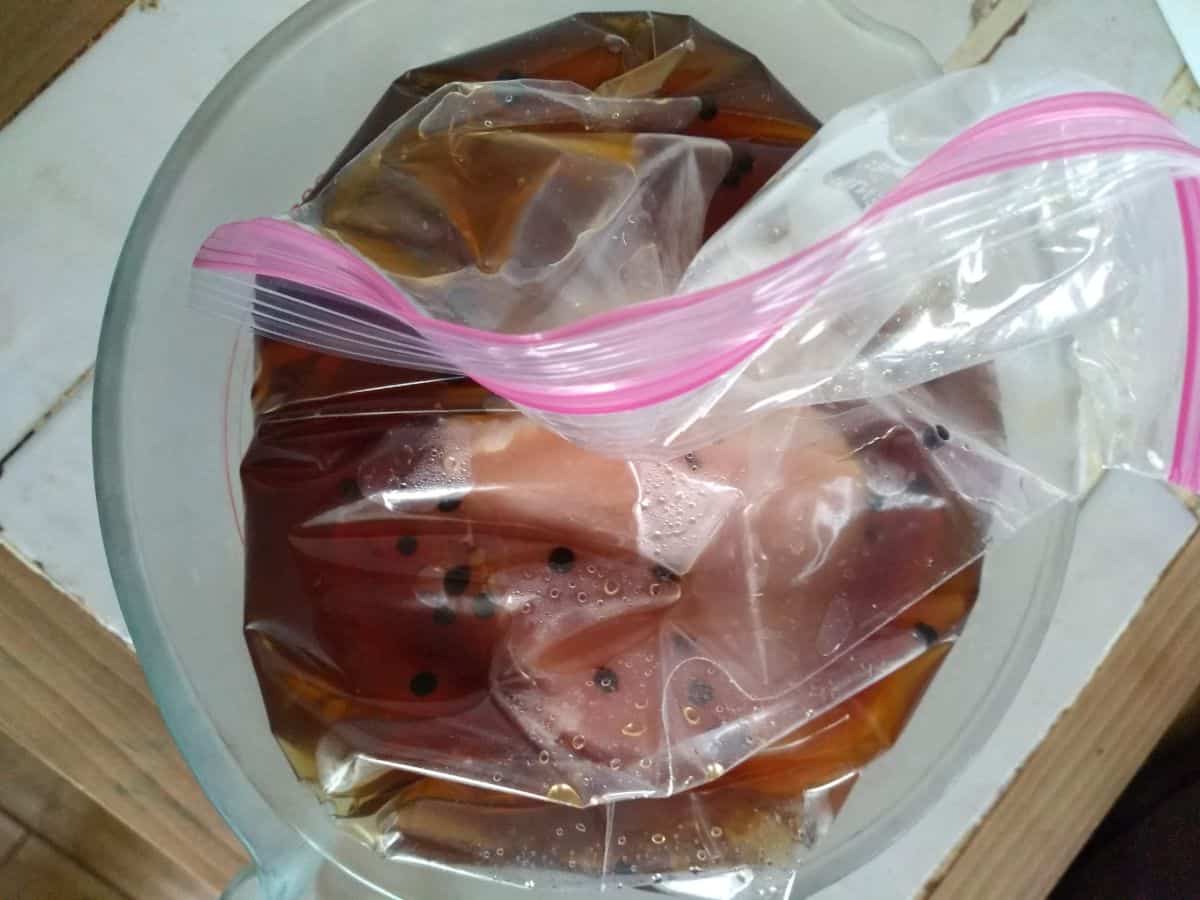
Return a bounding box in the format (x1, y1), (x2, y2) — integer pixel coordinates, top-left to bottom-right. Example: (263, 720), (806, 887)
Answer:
(94, 1), (1075, 896)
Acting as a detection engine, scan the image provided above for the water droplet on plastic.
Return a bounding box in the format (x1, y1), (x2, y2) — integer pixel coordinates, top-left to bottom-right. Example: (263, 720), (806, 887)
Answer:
(504, 94), (514, 103)
(617, 835), (627, 846)
(710, 826), (724, 838)
(621, 722), (646, 737)
(609, 758), (623, 770)
(683, 706), (701, 725)
(555, 827), (565, 837)
(575, 822), (587, 833)
(571, 734), (586, 750)
(603, 579), (620, 595)
(547, 783), (585, 807)
(549, 588), (560, 599)
(577, 592), (588, 603)
(491, 773), (502, 783)
(651, 833), (667, 845)
(639, 757), (652, 769)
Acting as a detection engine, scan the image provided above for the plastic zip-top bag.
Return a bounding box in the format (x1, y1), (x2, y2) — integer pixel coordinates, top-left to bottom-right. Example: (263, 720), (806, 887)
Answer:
(191, 14), (1200, 892)
(195, 65), (1200, 481)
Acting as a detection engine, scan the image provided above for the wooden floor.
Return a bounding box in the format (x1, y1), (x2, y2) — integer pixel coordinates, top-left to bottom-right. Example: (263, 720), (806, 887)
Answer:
(0, 731), (217, 899)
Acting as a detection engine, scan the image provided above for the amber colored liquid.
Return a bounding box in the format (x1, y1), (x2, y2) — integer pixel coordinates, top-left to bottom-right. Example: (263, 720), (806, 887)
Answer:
(242, 12), (984, 878)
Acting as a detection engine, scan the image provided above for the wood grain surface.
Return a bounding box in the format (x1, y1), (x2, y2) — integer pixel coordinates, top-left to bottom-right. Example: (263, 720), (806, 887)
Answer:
(925, 530), (1200, 899)
(0, 0), (132, 128)
(0, 543), (248, 893)
(0, 730), (217, 898)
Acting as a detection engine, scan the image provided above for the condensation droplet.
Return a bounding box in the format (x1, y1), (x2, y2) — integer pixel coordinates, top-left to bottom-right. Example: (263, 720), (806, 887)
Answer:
(491, 773), (502, 783)
(604, 579), (620, 595)
(621, 722), (646, 737)
(549, 588), (560, 599)
(538, 750), (551, 764)
(484, 119), (494, 127)
(710, 826), (724, 838)
(577, 592), (589, 603)
(634, 699), (649, 710)
(575, 822), (587, 833)
(609, 758), (623, 770)
(683, 706), (701, 725)
(705, 762), (726, 779)
(555, 827), (565, 837)
(571, 734), (586, 750)
(639, 757), (652, 769)
(617, 835), (627, 846)
(651, 833), (667, 845)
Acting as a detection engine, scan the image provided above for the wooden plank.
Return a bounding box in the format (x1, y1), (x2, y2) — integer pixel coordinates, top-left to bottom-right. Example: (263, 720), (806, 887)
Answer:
(924, 530), (1200, 899)
(0, 809), (28, 868)
(0, 0), (133, 128)
(0, 832), (129, 900)
(0, 730), (215, 899)
(944, 0), (1032, 71)
(0, 542), (248, 893)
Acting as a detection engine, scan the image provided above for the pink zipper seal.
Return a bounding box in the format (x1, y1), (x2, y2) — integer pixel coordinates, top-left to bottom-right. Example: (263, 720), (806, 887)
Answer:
(195, 90), (1200, 487)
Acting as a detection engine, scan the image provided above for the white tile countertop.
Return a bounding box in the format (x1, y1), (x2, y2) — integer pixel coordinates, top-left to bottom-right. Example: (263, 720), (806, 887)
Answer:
(0, 0), (1197, 897)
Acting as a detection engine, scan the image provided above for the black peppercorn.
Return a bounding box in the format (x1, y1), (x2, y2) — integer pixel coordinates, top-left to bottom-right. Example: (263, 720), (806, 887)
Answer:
(548, 546), (575, 574)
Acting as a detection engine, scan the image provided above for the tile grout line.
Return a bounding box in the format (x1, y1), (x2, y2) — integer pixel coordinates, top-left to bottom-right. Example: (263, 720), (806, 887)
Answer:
(0, 364), (95, 476)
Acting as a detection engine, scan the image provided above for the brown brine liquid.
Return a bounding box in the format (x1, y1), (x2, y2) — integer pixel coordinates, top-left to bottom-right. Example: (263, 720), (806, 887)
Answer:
(242, 12), (987, 880)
